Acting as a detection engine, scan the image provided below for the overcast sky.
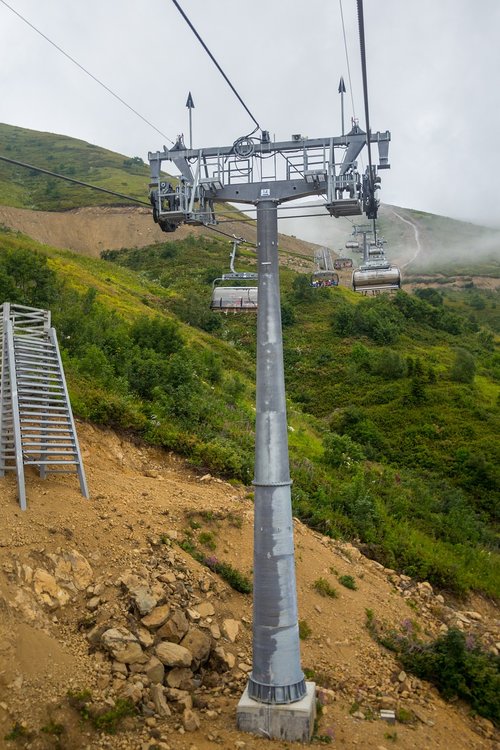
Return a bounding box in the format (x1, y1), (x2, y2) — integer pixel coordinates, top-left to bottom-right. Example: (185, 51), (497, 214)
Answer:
(1, 0), (500, 230)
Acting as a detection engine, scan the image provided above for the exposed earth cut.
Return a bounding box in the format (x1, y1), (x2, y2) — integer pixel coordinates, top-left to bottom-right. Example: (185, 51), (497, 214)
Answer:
(0, 423), (498, 749)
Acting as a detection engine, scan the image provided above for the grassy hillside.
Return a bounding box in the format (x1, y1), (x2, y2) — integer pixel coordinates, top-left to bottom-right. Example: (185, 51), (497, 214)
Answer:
(378, 205), (500, 278)
(1, 121), (499, 280)
(0, 123), (151, 210)
(0, 223), (498, 600)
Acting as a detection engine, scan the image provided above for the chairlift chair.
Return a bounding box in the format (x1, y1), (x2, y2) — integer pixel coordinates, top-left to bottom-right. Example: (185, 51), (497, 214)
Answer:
(210, 237), (258, 312)
(352, 259), (401, 293)
(311, 270), (339, 288)
(334, 257), (353, 270)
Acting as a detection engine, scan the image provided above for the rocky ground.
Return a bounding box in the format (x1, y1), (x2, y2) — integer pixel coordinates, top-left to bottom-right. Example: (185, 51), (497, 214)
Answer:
(0, 422), (498, 750)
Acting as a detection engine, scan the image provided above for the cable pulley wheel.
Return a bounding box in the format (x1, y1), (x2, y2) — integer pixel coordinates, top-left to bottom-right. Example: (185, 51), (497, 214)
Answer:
(233, 137), (255, 158)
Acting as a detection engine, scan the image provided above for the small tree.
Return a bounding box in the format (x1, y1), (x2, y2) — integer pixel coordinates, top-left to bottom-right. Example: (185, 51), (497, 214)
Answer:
(291, 274), (314, 303)
(450, 348), (476, 384)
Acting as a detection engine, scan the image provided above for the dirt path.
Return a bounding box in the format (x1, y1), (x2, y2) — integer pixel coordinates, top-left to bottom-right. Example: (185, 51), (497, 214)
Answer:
(390, 208), (422, 268)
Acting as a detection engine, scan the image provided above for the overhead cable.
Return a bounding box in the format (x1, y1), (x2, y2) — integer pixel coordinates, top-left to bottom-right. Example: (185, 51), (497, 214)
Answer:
(171, 0), (261, 133)
(356, 0), (377, 239)
(0, 0), (174, 145)
(206, 224), (255, 247)
(0, 155), (151, 206)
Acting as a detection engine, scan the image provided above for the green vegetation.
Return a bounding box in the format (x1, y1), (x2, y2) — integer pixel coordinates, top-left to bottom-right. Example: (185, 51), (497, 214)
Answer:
(40, 721), (65, 737)
(0, 124), (498, 600)
(298, 619), (312, 639)
(365, 612), (500, 725)
(0, 229), (498, 598)
(338, 574), (357, 590)
(313, 578), (338, 598)
(4, 723), (31, 741)
(198, 531), (217, 550)
(91, 699), (137, 733)
(67, 690), (136, 734)
(179, 538), (252, 594)
(0, 123), (155, 210)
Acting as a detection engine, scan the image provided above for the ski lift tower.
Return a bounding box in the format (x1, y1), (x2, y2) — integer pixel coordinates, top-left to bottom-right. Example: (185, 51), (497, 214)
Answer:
(149, 124), (390, 741)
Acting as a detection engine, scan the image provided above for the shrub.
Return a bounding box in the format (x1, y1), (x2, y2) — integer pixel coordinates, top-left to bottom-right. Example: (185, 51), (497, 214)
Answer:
(371, 349), (407, 379)
(291, 274), (314, 303)
(92, 698), (137, 733)
(323, 433), (365, 469)
(41, 721), (65, 736)
(4, 723), (31, 740)
(338, 574), (357, 590)
(204, 557), (252, 594)
(365, 615), (500, 726)
(313, 578), (338, 598)
(198, 531), (217, 550)
(400, 629), (500, 725)
(450, 347), (476, 383)
(299, 620), (312, 639)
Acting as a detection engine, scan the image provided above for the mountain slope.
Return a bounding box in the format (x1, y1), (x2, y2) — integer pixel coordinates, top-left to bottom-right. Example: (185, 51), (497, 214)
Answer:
(1, 122), (499, 283)
(0, 423), (498, 750)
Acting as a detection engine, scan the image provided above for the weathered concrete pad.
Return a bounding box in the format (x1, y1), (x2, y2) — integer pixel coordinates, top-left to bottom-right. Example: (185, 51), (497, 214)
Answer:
(236, 681), (316, 743)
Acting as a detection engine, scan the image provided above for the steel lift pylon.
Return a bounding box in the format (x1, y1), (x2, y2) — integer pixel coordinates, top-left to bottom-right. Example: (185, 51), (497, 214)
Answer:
(0, 303), (89, 510)
(148, 124), (390, 740)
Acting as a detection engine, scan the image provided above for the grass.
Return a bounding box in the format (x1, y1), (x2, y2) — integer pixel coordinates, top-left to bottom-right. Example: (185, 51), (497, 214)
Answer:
(298, 619), (312, 639)
(4, 723), (31, 741)
(198, 531), (217, 550)
(338, 574), (357, 590)
(91, 699), (136, 733)
(40, 721), (65, 736)
(179, 539), (252, 594)
(67, 690), (136, 734)
(313, 578), (338, 598)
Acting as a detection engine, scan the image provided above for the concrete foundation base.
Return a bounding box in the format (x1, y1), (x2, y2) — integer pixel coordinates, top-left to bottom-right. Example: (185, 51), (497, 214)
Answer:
(236, 681), (316, 743)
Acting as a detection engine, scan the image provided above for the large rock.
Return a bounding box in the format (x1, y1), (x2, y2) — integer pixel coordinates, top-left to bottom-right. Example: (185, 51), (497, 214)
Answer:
(165, 667), (194, 690)
(101, 627), (148, 664)
(145, 656), (165, 685)
(121, 573), (157, 616)
(33, 569), (70, 609)
(156, 610), (189, 643)
(150, 684), (171, 717)
(155, 642), (192, 668)
(222, 618), (240, 643)
(53, 549), (93, 591)
(142, 604), (171, 630)
(194, 601), (215, 617)
(212, 646), (236, 672)
(182, 708), (200, 732)
(118, 682), (144, 705)
(180, 628), (212, 669)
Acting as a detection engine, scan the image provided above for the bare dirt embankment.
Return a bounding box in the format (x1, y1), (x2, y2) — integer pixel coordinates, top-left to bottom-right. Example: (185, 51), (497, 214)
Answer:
(0, 423), (498, 750)
(0, 205), (318, 273)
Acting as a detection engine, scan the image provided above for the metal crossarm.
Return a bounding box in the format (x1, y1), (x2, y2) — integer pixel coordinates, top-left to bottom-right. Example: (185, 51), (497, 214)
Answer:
(0, 302), (89, 509)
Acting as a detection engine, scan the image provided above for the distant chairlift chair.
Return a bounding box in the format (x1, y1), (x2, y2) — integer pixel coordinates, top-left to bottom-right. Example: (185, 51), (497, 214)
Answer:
(210, 238), (258, 312)
(311, 247), (339, 287)
(334, 257), (353, 270)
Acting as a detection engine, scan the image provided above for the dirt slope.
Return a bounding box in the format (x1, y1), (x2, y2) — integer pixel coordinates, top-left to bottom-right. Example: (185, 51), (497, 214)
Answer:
(0, 423), (498, 750)
(0, 205), (317, 272)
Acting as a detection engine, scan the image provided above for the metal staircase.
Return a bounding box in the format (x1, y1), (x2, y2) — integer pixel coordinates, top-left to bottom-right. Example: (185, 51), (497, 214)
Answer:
(0, 303), (89, 510)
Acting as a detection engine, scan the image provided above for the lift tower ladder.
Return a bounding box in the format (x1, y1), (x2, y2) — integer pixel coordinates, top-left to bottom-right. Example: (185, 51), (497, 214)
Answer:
(0, 303), (89, 510)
